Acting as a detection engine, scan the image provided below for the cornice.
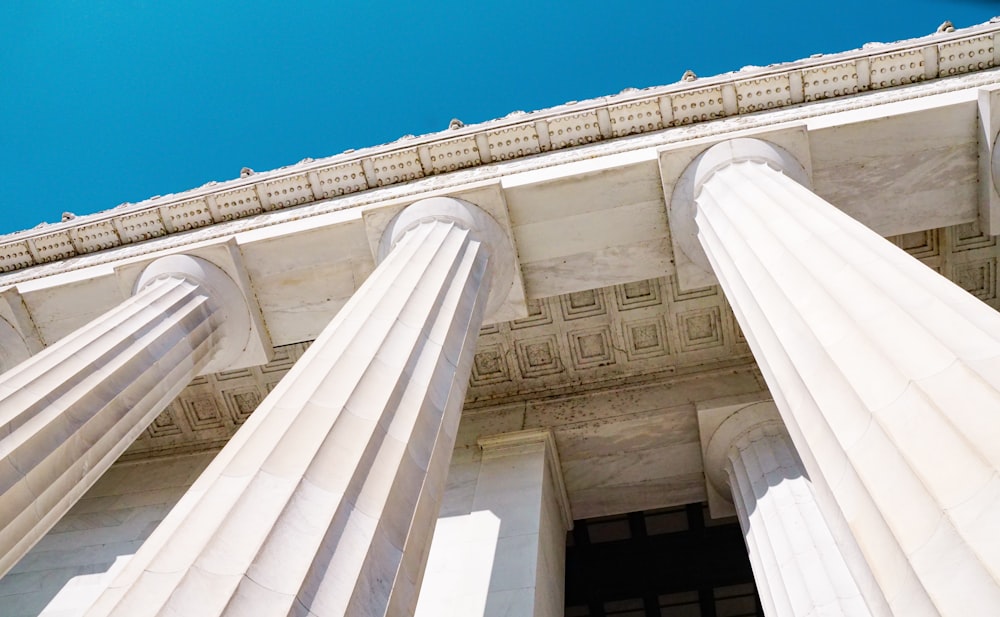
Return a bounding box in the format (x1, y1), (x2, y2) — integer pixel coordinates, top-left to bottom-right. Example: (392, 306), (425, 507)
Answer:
(3, 19), (1000, 280)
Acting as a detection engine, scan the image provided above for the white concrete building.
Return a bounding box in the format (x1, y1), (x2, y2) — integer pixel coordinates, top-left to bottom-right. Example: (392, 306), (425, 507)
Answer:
(1, 19), (1000, 617)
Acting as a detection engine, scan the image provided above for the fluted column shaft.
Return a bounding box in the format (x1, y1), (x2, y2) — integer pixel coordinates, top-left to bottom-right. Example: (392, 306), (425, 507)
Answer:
(0, 255), (245, 577)
(85, 199), (506, 617)
(688, 139), (1000, 616)
(705, 402), (871, 617)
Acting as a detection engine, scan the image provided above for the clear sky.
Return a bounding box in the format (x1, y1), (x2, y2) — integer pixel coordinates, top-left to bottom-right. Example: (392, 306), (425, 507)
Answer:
(2, 1), (998, 235)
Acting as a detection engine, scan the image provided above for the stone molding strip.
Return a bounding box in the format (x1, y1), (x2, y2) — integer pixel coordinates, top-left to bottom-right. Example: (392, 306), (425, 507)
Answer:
(2, 21), (999, 275)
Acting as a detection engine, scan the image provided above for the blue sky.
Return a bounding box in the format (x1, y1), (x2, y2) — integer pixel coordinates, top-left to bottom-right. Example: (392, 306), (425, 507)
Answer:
(2, 1), (998, 235)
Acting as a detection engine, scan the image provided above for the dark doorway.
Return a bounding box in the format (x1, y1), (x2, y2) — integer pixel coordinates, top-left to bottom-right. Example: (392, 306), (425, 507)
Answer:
(565, 503), (762, 617)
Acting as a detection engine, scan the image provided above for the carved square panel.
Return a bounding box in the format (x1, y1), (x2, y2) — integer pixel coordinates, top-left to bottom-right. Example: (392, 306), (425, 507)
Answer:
(622, 317), (669, 361)
(802, 61), (862, 102)
(29, 232), (76, 263)
(614, 279), (662, 311)
(370, 150), (423, 187)
(939, 35), (994, 76)
(426, 136), (481, 174)
(547, 111), (603, 149)
(954, 258), (997, 300)
(870, 49), (925, 89)
(668, 275), (717, 302)
(212, 187), (262, 221)
(560, 289), (606, 320)
(891, 229), (939, 258)
(951, 221), (996, 251)
(260, 174), (314, 210)
(181, 396), (225, 430)
(71, 220), (120, 253)
(146, 405), (184, 438)
(568, 327), (616, 370)
(727, 307), (747, 345)
(214, 367), (254, 381)
(671, 87), (725, 125)
(0, 241), (33, 272)
(118, 210), (168, 243)
(487, 124), (541, 161)
(471, 343), (511, 386)
(260, 344), (301, 373)
(608, 99), (662, 137)
(162, 199), (214, 232)
(735, 74), (792, 113)
(312, 162), (369, 198)
(677, 307), (724, 352)
(511, 298), (554, 330)
(223, 388), (262, 424)
(515, 335), (564, 377)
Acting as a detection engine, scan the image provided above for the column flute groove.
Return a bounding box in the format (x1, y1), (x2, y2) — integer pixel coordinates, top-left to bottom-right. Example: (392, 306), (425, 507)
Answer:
(84, 197), (511, 617)
(678, 138), (1000, 616)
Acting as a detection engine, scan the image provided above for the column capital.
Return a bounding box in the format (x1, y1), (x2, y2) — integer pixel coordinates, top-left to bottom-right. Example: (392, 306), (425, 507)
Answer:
(686, 138), (810, 196)
(378, 196), (517, 321)
(702, 401), (784, 498)
(0, 287), (45, 373)
(697, 397), (783, 518)
(671, 138), (810, 278)
(0, 316), (29, 373)
(134, 254), (253, 374)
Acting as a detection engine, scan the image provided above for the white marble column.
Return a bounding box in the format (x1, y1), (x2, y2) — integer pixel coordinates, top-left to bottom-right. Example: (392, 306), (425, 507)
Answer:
(415, 428), (572, 617)
(0, 255), (252, 577)
(674, 137), (1000, 616)
(702, 400), (871, 617)
(84, 197), (514, 617)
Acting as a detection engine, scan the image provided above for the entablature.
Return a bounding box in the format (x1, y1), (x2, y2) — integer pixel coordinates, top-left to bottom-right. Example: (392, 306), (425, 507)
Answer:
(2, 21), (999, 274)
(3, 23), (1000, 354)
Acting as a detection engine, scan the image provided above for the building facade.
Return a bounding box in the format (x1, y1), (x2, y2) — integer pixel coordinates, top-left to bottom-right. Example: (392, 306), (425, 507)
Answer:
(2, 20), (1000, 617)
